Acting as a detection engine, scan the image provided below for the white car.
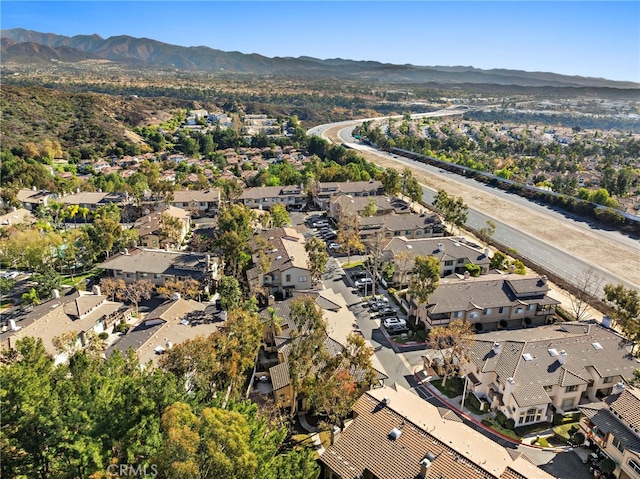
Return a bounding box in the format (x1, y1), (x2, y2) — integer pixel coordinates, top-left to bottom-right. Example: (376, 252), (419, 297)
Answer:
(355, 278), (373, 288)
(312, 220), (329, 228)
(1, 271), (19, 279)
(328, 243), (341, 251)
(383, 317), (407, 329)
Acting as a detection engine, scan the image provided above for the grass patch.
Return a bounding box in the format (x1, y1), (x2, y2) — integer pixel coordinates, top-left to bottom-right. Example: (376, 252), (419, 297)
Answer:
(515, 421), (554, 437)
(481, 417), (522, 441)
(431, 376), (464, 398)
(551, 422), (580, 442)
(342, 261), (364, 269)
(464, 393), (487, 416)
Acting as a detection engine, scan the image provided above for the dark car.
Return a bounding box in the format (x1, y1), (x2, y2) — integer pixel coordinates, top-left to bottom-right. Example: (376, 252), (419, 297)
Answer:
(377, 307), (399, 318)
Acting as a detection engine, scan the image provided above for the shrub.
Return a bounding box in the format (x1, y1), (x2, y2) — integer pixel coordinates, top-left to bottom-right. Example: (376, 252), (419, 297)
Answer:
(499, 320), (508, 329)
(98, 332), (109, 340)
(475, 322), (483, 331)
(572, 432), (585, 445)
(464, 263), (481, 277)
(599, 458), (616, 474)
(524, 317), (532, 326)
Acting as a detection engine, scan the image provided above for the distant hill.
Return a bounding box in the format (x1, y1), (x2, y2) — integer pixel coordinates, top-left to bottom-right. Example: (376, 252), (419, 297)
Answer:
(3, 28), (638, 89)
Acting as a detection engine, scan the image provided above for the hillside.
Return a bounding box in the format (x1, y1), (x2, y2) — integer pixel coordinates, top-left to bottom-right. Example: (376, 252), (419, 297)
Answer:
(3, 28), (639, 89)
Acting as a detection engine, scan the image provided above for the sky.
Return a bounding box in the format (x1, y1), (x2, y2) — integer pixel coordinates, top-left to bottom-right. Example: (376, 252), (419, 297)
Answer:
(2, 1), (639, 83)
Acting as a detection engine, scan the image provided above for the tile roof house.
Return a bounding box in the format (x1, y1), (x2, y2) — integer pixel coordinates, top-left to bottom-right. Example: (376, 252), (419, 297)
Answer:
(329, 194), (399, 218)
(461, 321), (639, 428)
(579, 385), (640, 478)
(0, 208), (34, 227)
(15, 188), (56, 210)
(409, 273), (559, 330)
(106, 297), (224, 366)
(60, 191), (127, 210)
(260, 290), (387, 410)
(246, 228), (313, 297)
(382, 236), (490, 286)
(171, 188), (221, 216)
(99, 248), (220, 287)
(239, 185), (306, 211)
(359, 212), (445, 243)
(133, 205), (190, 250)
(1, 287), (130, 364)
(320, 384), (553, 479)
(313, 180), (384, 210)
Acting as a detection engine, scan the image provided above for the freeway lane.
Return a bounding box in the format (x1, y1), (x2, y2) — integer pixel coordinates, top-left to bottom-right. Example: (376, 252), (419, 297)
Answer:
(307, 115), (639, 298)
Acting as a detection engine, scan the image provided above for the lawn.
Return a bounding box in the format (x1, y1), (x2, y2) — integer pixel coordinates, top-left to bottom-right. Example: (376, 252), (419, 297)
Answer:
(60, 269), (103, 287)
(481, 417), (522, 442)
(431, 376), (464, 398)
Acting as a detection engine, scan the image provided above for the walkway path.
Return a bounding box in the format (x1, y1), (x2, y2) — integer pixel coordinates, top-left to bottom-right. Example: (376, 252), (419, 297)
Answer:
(298, 412), (325, 456)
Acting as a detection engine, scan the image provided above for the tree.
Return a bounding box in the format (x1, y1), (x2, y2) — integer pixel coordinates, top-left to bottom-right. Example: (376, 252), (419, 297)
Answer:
(432, 190), (468, 234)
(408, 256), (441, 325)
(216, 204), (254, 278)
(362, 198), (378, 217)
(99, 277), (126, 301)
(218, 275), (243, 311)
(156, 278), (201, 300)
(287, 297), (328, 414)
(116, 280), (155, 316)
(21, 287), (40, 307)
(478, 220), (496, 241)
(264, 307), (283, 348)
(304, 237), (329, 285)
(604, 283), (640, 352)
(490, 251), (507, 270)
(428, 319), (475, 386)
(336, 213), (364, 266)
(568, 269), (603, 321)
(270, 204), (290, 228)
(382, 168), (401, 196)
(158, 212), (184, 249)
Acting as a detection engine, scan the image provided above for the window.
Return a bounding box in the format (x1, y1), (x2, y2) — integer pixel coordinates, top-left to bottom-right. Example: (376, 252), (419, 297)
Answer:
(515, 307), (523, 314)
(285, 274), (291, 282)
(562, 397), (574, 409)
(543, 385), (553, 392)
(611, 436), (625, 453)
(527, 304), (535, 311)
(299, 276), (307, 282)
(519, 408), (542, 424)
(498, 307), (505, 314)
(628, 458), (640, 474)
(603, 376), (614, 384)
(141, 273), (148, 278)
(566, 385), (578, 392)
(154, 274), (161, 279)
(469, 312), (479, 319)
(483, 308), (492, 316)
(444, 260), (454, 266)
(453, 311), (464, 319)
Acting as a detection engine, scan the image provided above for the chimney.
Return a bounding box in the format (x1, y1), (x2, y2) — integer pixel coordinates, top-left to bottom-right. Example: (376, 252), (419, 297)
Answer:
(92, 285), (101, 296)
(166, 341), (173, 350)
(602, 315), (612, 329)
(504, 377), (516, 398)
(492, 341), (501, 355)
(382, 396), (391, 405)
(420, 452), (437, 478)
(331, 425), (341, 445)
(123, 248), (129, 255)
(613, 381), (625, 394)
(484, 248), (489, 257)
(172, 292), (181, 301)
(52, 289), (60, 299)
(540, 275), (548, 284)
(9, 319), (21, 331)
(558, 350), (567, 365)
(509, 264), (515, 273)
(463, 271), (470, 280)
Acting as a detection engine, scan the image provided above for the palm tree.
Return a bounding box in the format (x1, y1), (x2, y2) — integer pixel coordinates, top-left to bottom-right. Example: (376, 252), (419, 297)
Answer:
(265, 306), (283, 348)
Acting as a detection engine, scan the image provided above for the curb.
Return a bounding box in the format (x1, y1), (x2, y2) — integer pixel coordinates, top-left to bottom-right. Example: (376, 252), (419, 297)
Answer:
(413, 367), (567, 453)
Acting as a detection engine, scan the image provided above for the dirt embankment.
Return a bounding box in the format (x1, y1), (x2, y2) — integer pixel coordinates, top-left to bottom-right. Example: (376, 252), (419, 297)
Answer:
(325, 128), (640, 288)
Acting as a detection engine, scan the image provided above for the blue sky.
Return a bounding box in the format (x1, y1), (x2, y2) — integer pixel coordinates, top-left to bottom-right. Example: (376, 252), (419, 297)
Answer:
(2, 1), (639, 82)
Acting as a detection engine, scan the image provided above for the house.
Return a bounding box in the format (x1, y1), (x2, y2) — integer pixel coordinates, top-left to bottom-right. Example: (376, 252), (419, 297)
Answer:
(460, 321), (638, 429)
(359, 212), (444, 243)
(329, 195), (399, 218)
(320, 383), (553, 479)
(382, 236), (489, 286)
(409, 273), (559, 330)
(239, 185), (306, 211)
(171, 188), (221, 216)
(133, 206), (190, 250)
(106, 296), (224, 366)
(99, 248), (220, 287)
(0, 208), (34, 227)
(260, 290), (387, 410)
(579, 385), (640, 479)
(313, 180), (384, 210)
(246, 228), (312, 298)
(1, 287), (130, 364)
(60, 191), (127, 211)
(15, 188), (55, 210)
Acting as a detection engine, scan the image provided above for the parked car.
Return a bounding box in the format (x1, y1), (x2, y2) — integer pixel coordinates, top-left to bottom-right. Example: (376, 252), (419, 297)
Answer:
(383, 317), (406, 329)
(312, 220), (329, 228)
(328, 243), (341, 251)
(350, 270), (368, 279)
(377, 307), (399, 318)
(1, 271), (20, 279)
(355, 278), (373, 289)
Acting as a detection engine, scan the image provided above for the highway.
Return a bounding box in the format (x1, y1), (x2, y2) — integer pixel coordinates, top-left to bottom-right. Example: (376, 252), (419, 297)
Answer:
(308, 113), (640, 299)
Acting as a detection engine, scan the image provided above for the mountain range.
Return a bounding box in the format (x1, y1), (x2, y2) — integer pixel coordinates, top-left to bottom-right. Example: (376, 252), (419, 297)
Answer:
(2, 28), (638, 89)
